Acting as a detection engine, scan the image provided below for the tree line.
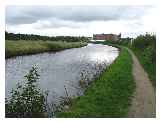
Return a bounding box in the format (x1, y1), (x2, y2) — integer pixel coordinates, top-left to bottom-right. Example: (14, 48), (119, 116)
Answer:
(5, 31), (90, 42)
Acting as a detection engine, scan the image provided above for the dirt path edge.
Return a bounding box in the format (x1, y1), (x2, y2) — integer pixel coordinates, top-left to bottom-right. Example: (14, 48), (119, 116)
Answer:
(126, 47), (156, 118)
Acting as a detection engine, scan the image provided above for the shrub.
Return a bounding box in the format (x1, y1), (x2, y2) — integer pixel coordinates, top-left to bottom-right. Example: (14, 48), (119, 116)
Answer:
(5, 66), (47, 118)
(131, 33), (156, 86)
(132, 33), (156, 51)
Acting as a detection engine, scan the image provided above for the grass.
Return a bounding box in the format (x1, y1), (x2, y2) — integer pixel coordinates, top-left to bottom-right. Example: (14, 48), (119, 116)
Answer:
(129, 34), (156, 87)
(131, 47), (156, 87)
(93, 38), (156, 87)
(56, 46), (135, 117)
(5, 40), (87, 58)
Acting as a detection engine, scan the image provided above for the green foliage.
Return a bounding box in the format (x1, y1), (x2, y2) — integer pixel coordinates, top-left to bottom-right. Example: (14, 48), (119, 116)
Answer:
(132, 33), (155, 50)
(56, 47), (135, 117)
(94, 33), (156, 87)
(90, 38), (131, 47)
(5, 66), (47, 118)
(119, 38), (132, 46)
(5, 31), (90, 42)
(5, 40), (87, 58)
(131, 33), (156, 87)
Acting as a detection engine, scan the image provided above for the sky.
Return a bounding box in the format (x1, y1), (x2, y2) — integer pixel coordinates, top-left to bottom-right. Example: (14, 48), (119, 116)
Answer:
(5, 5), (157, 38)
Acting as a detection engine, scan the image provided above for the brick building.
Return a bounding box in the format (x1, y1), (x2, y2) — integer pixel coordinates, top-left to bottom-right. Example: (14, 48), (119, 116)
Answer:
(93, 33), (121, 41)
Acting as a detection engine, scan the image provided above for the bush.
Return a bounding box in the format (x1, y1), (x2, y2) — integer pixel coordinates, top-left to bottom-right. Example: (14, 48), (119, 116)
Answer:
(5, 66), (47, 118)
(131, 33), (156, 86)
(132, 33), (156, 51)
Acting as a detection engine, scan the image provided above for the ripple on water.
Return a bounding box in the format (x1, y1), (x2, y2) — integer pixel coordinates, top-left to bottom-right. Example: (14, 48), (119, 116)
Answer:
(5, 44), (119, 107)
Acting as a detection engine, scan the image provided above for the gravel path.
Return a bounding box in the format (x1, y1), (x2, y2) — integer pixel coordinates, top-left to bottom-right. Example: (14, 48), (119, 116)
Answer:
(127, 48), (156, 118)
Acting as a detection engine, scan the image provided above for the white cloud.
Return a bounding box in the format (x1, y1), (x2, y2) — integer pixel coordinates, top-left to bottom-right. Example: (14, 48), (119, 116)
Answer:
(32, 18), (87, 29)
(6, 5), (157, 38)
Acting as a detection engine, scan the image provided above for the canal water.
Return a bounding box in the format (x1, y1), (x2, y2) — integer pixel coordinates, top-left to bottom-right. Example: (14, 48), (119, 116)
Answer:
(5, 43), (119, 108)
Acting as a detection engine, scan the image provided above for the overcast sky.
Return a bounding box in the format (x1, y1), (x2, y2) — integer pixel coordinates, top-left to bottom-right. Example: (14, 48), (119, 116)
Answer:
(6, 5), (157, 38)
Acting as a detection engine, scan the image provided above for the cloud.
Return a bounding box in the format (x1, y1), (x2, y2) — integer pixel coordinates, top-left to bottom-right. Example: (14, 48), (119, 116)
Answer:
(32, 18), (87, 29)
(5, 5), (155, 37)
(6, 6), (152, 25)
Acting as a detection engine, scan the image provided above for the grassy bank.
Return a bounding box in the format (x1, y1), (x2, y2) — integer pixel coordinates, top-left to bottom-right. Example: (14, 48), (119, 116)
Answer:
(131, 48), (156, 87)
(56, 46), (135, 117)
(93, 33), (156, 87)
(6, 40), (87, 58)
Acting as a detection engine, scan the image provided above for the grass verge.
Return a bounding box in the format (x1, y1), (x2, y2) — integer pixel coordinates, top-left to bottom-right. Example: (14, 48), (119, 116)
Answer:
(6, 40), (87, 58)
(56, 46), (135, 117)
(131, 47), (156, 87)
(93, 40), (156, 87)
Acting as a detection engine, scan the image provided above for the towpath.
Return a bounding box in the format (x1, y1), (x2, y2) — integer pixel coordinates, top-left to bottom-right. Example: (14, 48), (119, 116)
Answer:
(127, 48), (156, 118)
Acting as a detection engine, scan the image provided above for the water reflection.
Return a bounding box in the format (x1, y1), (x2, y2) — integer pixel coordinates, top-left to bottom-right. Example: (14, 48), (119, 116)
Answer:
(5, 44), (119, 105)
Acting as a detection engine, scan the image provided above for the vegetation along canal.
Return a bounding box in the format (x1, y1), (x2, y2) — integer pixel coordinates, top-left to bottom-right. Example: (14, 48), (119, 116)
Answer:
(5, 43), (119, 115)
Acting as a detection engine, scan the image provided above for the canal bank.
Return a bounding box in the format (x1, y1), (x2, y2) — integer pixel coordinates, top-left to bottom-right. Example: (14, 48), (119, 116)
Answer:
(6, 44), (119, 117)
(6, 40), (87, 58)
(56, 46), (135, 117)
(127, 47), (156, 117)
